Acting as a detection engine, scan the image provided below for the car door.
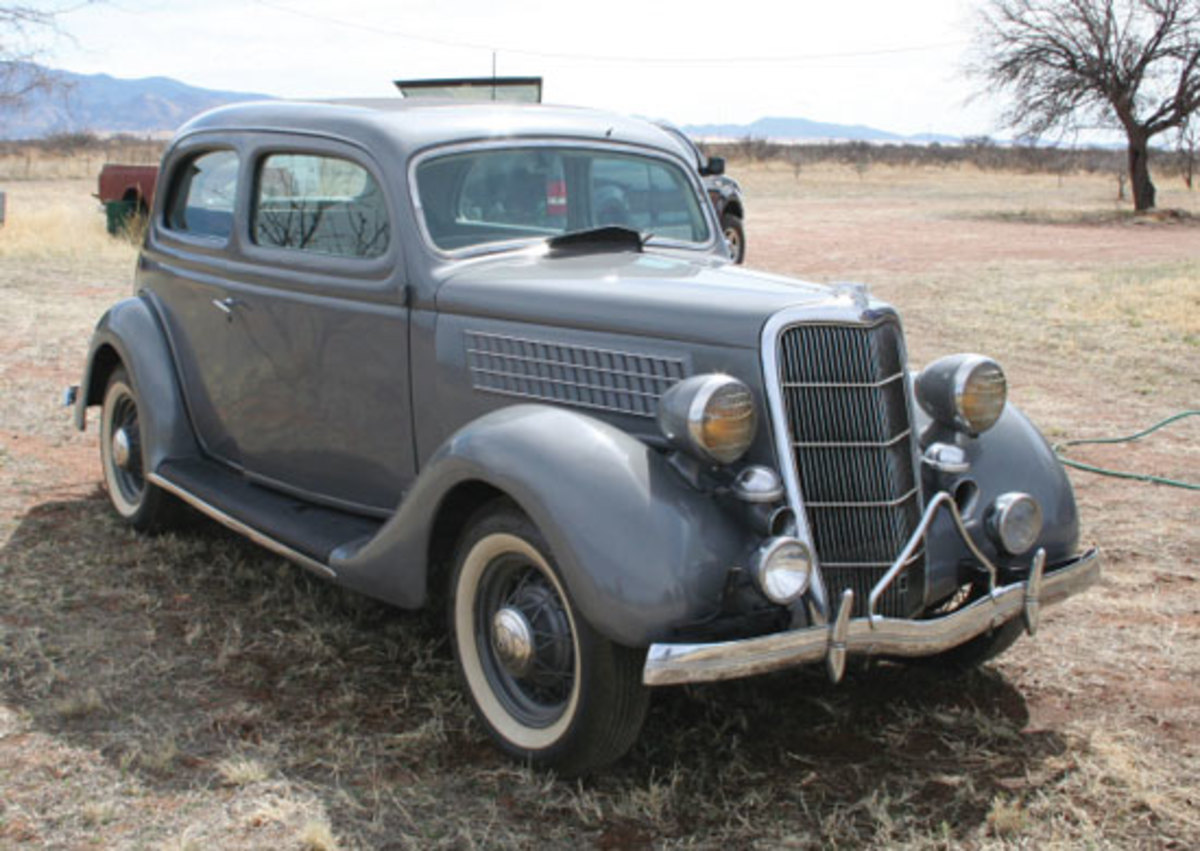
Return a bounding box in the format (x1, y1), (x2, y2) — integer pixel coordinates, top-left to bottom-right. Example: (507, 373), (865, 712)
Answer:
(148, 136), (414, 514)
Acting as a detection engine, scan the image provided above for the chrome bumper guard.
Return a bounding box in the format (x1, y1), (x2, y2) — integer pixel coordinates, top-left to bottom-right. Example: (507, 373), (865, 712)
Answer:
(643, 492), (1100, 687)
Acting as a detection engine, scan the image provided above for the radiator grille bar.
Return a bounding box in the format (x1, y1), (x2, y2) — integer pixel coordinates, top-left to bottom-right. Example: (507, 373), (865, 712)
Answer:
(776, 320), (922, 617)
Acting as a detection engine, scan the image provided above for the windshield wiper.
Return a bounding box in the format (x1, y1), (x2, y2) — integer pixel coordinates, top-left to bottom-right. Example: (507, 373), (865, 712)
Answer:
(546, 226), (650, 255)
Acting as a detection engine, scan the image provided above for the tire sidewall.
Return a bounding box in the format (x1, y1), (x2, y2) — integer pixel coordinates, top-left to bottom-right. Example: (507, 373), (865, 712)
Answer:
(100, 370), (144, 520)
(450, 508), (610, 764)
(722, 213), (745, 263)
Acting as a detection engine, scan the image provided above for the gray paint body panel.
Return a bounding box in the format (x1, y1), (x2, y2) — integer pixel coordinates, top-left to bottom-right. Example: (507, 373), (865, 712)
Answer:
(919, 403), (1081, 605)
(435, 251), (829, 347)
(333, 405), (751, 646)
(76, 296), (198, 469)
(143, 129), (416, 511)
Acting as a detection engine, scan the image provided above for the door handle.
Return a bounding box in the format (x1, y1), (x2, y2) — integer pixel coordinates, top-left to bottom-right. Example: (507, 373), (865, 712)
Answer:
(211, 297), (240, 319)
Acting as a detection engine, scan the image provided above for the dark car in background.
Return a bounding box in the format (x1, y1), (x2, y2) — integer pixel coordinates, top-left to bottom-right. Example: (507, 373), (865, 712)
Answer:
(72, 98), (1097, 776)
(656, 121), (746, 263)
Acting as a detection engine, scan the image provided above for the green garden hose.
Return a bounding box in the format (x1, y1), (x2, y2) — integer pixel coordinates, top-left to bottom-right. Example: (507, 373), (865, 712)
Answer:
(1053, 411), (1199, 490)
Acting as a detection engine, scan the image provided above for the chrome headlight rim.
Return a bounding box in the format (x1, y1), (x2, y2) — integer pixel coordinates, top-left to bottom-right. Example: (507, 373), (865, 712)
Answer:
(658, 373), (757, 466)
(917, 353), (1008, 437)
(988, 491), (1044, 555)
(752, 536), (813, 605)
(952, 355), (1007, 435)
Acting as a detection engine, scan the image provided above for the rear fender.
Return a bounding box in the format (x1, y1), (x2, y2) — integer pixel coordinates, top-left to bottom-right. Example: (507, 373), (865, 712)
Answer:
(75, 295), (198, 470)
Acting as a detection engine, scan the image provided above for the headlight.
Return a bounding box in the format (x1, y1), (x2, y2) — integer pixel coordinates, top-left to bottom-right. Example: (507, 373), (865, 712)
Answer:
(658, 374), (757, 465)
(916, 354), (1007, 436)
(988, 492), (1043, 555)
(752, 537), (813, 604)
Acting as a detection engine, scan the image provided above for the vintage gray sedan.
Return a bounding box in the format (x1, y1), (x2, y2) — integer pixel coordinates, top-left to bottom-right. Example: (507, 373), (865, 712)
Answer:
(73, 99), (1099, 775)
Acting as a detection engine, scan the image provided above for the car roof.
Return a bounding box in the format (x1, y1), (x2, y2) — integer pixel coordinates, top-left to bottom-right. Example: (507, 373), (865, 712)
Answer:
(176, 98), (686, 159)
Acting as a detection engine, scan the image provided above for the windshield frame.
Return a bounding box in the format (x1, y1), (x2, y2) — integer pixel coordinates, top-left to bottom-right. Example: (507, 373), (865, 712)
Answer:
(407, 138), (720, 260)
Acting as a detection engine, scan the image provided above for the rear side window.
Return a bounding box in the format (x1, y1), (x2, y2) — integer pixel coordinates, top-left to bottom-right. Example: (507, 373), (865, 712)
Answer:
(253, 153), (389, 259)
(165, 150), (239, 239)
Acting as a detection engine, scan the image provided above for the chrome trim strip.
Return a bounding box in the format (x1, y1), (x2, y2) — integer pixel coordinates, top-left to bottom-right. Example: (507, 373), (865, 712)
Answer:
(148, 472), (338, 579)
(782, 371), (905, 390)
(822, 551), (924, 570)
(642, 547), (1100, 686)
(806, 487), (919, 510)
(794, 428), (912, 450)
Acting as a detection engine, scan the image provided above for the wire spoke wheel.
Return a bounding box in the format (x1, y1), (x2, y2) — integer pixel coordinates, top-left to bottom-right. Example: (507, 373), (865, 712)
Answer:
(475, 553), (577, 728)
(98, 367), (181, 532)
(450, 503), (649, 775)
(100, 371), (148, 517)
(107, 393), (144, 506)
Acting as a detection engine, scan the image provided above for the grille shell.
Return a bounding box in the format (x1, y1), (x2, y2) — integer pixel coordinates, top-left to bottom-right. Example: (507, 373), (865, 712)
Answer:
(774, 320), (923, 617)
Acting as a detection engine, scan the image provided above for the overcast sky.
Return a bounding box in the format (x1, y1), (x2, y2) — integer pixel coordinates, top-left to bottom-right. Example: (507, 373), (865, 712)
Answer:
(41, 0), (1005, 137)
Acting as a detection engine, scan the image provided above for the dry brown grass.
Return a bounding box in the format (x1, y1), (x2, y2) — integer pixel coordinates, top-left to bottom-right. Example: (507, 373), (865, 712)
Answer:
(0, 140), (162, 183)
(0, 179), (143, 262)
(1, 158), (1197, 849)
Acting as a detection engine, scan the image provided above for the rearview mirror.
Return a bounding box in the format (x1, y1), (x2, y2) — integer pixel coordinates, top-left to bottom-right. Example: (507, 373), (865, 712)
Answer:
(702, 156), (726, 176)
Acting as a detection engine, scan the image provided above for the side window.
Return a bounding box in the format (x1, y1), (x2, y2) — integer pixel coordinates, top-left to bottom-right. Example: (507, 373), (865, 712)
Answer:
(253, 153), (390, 259)
(165, 150), (239, 239)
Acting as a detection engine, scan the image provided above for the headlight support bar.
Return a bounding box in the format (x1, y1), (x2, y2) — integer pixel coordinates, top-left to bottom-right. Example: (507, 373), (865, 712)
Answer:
(866, 490), (999, 625)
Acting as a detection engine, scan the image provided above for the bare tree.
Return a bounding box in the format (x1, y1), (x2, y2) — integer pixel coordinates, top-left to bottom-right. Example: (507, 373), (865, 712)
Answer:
(1180, 115), (1198, 187)
(972, 0), (1200, 211)
(1, 3), (92, 108)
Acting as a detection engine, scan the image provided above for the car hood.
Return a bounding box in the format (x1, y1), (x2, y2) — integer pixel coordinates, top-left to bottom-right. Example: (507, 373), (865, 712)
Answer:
(435, 249), (845, 348)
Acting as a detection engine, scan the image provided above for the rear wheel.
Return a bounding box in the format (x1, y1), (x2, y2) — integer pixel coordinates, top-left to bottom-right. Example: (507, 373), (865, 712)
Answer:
(99, 367), (181, 532)
(449, 502), (649, 776)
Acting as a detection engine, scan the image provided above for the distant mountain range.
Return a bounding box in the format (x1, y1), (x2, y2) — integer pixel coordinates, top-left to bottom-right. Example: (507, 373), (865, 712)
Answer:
(681, 116), (960, 145)
(0, 64), (271, 139)
(0, 65), (962, 144)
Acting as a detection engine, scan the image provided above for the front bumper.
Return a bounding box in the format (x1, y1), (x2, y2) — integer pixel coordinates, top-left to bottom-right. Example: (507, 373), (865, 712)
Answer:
(643, 492), (1100, 686)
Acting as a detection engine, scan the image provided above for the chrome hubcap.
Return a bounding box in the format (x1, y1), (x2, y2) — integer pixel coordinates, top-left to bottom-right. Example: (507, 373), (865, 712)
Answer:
(112, 427), (132, 470)
(492, 606), (535, 677)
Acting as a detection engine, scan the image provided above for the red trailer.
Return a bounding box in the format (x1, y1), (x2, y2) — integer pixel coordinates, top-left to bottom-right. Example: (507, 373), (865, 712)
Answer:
(96, 164), (159, 234)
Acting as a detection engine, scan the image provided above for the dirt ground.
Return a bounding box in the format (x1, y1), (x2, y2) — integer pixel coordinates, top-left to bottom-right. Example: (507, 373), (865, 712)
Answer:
(1, 163), (1198, 849)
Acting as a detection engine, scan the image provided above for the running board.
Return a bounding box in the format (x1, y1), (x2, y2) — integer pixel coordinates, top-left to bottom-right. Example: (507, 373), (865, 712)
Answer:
(149, 457), (383, 580)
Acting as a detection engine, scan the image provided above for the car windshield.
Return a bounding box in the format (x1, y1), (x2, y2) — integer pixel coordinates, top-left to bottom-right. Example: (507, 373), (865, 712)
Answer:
(414, 146), (711, 253)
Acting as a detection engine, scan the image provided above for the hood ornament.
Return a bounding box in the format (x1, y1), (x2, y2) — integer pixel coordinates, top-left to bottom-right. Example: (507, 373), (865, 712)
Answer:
(832, 281), (871, 310)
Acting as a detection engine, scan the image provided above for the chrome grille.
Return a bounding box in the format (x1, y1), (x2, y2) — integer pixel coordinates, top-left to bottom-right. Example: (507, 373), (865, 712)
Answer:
(777, 320), (922, 617)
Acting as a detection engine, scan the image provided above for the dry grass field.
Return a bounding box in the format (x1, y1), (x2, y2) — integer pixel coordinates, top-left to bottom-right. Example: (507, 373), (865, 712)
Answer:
(1, 159), (1198, 849)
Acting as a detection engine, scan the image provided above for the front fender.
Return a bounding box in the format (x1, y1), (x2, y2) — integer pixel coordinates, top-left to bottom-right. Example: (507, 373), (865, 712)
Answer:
(922, 402), (1082, 603)
(75, 295), (198, 471)
(332, 405), (753, 647)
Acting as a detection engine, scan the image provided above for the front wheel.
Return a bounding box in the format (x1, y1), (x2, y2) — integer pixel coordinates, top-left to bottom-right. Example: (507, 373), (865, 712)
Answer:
(911, 579), (1026, 673)
(925, 618), (1025, 673)
(449, 502), (649, 776)
(721, 212), (746, 264)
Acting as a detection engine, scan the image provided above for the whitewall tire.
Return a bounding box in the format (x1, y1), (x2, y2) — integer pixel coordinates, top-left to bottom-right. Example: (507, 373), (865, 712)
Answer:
(449, 502), (649, 775)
